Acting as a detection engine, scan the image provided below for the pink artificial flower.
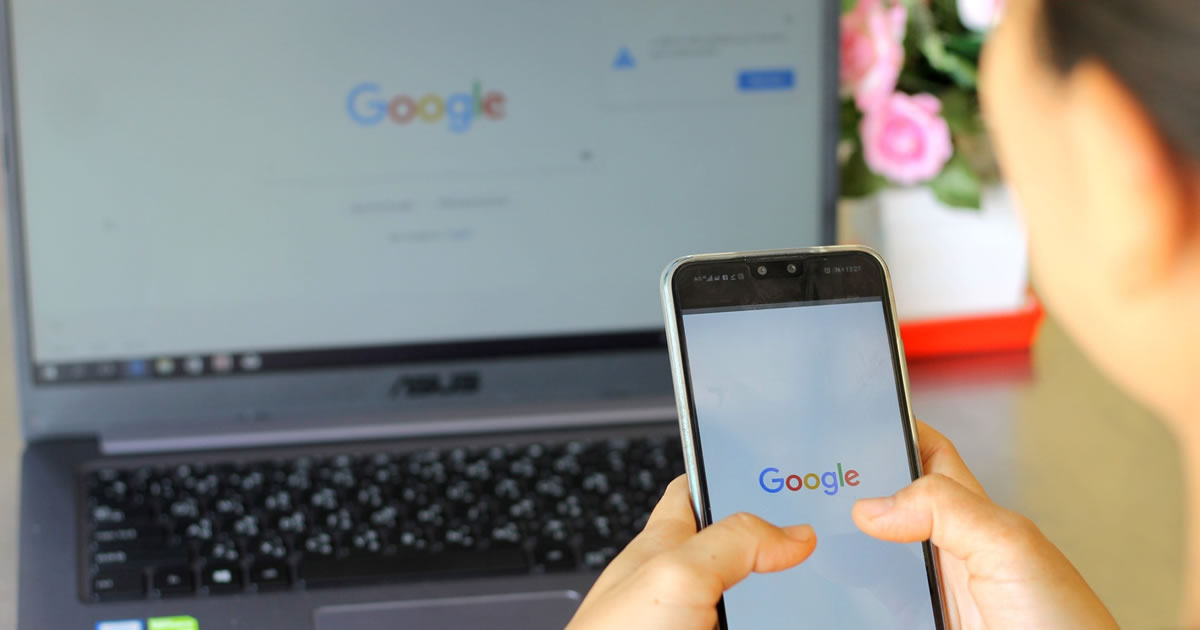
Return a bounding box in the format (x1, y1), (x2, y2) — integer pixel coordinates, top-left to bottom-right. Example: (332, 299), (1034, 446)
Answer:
(957, 0), (1006, 31)
(860, 92), (953, 185)
(841, 0), (908, 111)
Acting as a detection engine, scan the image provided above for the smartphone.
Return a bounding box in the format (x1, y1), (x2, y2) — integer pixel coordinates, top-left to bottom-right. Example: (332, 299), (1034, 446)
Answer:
(661, 246), (947, 629)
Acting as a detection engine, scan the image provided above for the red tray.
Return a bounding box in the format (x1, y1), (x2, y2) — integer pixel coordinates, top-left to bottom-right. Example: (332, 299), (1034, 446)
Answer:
(899, 296), (1045, 359)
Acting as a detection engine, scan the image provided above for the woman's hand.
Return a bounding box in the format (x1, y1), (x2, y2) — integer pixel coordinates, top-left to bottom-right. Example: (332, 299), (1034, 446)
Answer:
(568, 421), (1117, 630)
(565, 476), (816, 630)
(853, 421), (1119, 630)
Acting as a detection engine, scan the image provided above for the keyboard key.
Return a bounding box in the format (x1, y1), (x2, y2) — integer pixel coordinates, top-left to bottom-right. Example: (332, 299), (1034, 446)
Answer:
(301, 531), (336, 557)
(202, 536), (242, 563)
(249, 562), (291, 591)
(350, 527), (385, 553)
(252, 533), (289, 560)
(93, 525), (166, 547)
(202, 564), (243, 593)
(91, 504), (153, 525)
(581, 545), (619, 570)
(534, 542), (576, 571)
(92, 546), (190, 569)
(301, 548), (528, 588)
(153, 566), (195, 596)
(92, 571), (145, 601)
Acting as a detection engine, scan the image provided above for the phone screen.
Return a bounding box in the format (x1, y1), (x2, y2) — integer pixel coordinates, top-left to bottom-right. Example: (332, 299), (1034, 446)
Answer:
(674, 255), (941, 629)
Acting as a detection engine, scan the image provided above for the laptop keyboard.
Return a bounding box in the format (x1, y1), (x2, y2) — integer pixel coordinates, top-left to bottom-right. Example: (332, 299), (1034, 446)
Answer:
(84, 435), (685, 601)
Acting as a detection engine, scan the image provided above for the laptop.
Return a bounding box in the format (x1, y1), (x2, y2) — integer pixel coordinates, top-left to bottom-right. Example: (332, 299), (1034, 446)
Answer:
(8, 1), (839, 628)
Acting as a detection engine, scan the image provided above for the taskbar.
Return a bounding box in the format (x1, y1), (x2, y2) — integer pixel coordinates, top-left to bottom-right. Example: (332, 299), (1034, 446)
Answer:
(31, 331), (666, 386)
(35, 351), (260, 384)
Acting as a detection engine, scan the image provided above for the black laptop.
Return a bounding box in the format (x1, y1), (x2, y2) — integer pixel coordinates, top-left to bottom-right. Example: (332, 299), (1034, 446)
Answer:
(8, 1), (839, 628)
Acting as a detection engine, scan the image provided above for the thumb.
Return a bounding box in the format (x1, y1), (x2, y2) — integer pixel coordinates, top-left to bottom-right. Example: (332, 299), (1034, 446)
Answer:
(851, 473), (1038, 562)
(630, 513), (817, 607)
(853, 475), (1120, 628)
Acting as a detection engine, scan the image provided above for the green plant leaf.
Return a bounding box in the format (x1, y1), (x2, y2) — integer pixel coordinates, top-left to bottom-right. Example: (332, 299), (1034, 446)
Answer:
(944, 32), (985, 60)
(919, 37), (978, 88)
(939, 88), (983, 135)
(841, 143), (889, 199)
(841, 0), (858, 12)
(900, 0), (979, 89)
(929, 0), (968, 33)
(839, 100), (862, 141)
(929, 152), (983, 209)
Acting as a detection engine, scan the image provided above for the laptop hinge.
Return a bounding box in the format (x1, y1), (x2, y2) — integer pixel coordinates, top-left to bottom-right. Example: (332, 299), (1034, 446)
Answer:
(99, 402), (678, 455)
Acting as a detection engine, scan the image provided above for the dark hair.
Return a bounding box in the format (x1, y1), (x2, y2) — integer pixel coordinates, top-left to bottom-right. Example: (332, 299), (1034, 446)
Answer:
(1040, 0), (1200, 160)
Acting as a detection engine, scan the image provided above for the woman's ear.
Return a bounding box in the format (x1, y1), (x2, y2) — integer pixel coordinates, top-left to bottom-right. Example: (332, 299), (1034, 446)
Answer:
(1063, 61), (1195, 295)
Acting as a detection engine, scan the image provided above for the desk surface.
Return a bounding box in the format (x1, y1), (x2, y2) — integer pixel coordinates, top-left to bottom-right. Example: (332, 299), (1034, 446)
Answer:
(0, 284), (1184, 626)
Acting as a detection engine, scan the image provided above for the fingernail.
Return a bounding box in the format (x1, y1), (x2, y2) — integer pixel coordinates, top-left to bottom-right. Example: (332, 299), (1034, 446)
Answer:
(856, 496), (896, 519)
(782, 524), (814, 542)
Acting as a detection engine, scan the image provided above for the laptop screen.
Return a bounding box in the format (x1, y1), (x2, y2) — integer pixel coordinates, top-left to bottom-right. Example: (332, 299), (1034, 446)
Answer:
(7, 1), (834, 386)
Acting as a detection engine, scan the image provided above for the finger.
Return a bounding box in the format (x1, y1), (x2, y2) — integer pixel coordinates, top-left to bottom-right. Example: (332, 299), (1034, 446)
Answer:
(583, 475), (697, 597)
(852, 473), (1035, 562)
(915, 420), (987, 496)
(853, 473), (1120, 628)
(631, 512), (815, 606)
(623, 475), (699, 556)
(643, 474), (701, 537)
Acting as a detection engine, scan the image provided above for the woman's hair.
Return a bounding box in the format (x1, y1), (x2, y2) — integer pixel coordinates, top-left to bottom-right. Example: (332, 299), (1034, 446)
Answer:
(1039, 0), (1200, 160)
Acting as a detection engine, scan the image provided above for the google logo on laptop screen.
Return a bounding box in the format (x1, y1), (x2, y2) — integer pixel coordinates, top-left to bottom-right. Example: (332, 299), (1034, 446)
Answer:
(346, 81), (506, 133)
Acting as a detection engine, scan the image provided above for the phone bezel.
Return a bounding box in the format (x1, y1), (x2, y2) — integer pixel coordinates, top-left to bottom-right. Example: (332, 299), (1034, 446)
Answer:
(660, 245), (948, 629)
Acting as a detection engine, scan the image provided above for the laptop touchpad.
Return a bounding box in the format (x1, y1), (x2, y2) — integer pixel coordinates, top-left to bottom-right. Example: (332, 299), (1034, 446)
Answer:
(314, 590), (582, 630)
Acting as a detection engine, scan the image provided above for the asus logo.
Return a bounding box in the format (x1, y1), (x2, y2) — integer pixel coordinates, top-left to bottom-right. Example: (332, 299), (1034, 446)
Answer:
(389, 372), (481, 398)
(694, 272), (746, 283)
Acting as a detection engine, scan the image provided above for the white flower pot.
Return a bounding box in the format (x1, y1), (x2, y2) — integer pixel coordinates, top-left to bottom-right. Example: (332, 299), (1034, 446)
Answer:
(839, 186), (1029, 322)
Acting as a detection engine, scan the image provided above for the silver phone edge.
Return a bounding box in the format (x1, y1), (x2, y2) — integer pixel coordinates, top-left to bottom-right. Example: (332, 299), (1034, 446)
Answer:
(660, 254), (706, 526)
(870, 247), (952, 627)
(659, 244), (949, 627)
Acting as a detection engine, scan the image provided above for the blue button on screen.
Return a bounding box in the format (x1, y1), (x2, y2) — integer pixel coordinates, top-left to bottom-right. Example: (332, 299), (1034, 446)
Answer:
(738, 69), (795, 92)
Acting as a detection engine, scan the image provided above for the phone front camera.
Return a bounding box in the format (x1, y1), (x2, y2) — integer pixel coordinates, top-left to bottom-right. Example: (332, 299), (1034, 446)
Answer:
(756, 265), (768, 276)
